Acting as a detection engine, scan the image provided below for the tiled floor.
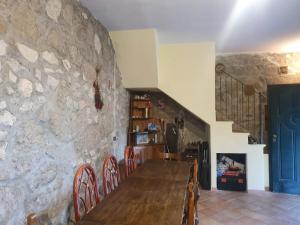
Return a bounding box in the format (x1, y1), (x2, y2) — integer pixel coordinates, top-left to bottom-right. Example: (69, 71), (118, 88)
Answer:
(198, 190), (300, 225)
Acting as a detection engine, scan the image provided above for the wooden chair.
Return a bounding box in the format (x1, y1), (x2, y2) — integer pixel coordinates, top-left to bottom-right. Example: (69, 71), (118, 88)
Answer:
(193, 159), (200, 219)
(124, 146), (136, 177)
(187, 181), (200, 225)
(102, 155), (120, 197)
(159, 152), (180, 161)
(73, 164), (100, 222)
(187, 182), (195, 225)
(133, 151), (142, 167)
(185, 160), (200, 225)
(193, 159), (198, 184)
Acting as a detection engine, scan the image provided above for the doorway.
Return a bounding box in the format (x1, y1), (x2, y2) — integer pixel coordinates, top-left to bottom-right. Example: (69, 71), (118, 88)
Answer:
(268, 84), (300, 195)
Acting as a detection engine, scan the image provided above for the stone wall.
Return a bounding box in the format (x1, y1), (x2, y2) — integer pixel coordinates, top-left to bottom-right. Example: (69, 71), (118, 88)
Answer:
(151, 92), (208, 151)
(217, 52), (300, 93)
(0, 0), (129, 224)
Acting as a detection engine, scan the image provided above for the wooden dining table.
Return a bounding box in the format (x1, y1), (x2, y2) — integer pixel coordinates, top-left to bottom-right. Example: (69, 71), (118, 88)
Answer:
(77, 160), (192, 225)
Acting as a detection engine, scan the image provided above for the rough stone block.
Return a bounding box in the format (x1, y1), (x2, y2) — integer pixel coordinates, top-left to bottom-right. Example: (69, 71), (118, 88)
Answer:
(42, 51), (59, 65)
(47, 75), (59, 89)
(0, 40), (7, 56)
(0, 110), (16, 126)
(35, 69), (42, 81)
(6, 86), (15, 95)
(11, 2), (39, 41)
(94, 34), (102, 55)
(0, 19), (6, 33)
(16, 43), (38, 63)
(46, 0), (62, 22)
(7, 58), (28, 73)
(62, 59), (71, 71)
(0, 101), (6, 110)
(35, 82), (44, 93)
(0, 142), (7, 160)
(9, 71), (17, 83)
(0, 131), (8, 141)
(20, 102), (33, 112)
(18, 78), (33, 97)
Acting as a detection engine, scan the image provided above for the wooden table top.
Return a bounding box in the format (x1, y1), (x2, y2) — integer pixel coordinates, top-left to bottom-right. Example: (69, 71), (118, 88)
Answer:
(77, 160), (191, 225)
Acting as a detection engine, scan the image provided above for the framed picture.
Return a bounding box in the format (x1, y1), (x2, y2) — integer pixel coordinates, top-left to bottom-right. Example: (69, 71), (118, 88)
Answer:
(217, 153), (247, 191)
(136, 133), (148, 145)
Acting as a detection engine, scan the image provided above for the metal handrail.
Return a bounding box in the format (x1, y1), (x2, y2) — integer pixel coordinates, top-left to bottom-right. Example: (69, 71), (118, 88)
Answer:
(219, 69), (267, 98)
(216, 63), (266, 144)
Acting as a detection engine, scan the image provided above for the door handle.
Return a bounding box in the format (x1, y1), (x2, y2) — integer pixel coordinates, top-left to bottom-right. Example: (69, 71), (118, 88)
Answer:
(272, 134), (277, 142)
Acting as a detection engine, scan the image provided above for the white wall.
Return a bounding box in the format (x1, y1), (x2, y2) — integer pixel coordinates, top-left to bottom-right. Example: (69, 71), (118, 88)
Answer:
(264, 154), (270, 188)
(210, 122), (266, 190)
(158, 43), (216, 124)
(110, 29), (159, 89)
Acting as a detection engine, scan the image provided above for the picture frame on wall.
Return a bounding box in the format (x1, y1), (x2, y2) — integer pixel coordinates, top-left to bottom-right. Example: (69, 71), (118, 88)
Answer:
(136, 133), (149, 145)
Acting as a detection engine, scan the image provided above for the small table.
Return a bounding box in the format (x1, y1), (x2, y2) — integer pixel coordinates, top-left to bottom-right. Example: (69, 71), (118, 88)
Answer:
(77, 160), (191, 225)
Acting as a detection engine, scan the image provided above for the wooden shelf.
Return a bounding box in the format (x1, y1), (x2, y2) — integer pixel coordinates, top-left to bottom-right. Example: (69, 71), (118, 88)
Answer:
(134, 143), (165, 147)
(132, 99), (151, 102)
(128, 92), (165, 151)
(131, 117), (154, 120)
(133, 107), (147, 109)
(129, 131), (160, 135)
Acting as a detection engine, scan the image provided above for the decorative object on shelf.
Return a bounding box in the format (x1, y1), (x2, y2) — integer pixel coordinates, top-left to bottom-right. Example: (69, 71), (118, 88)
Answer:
(248, 135), (257, 144)
(128, 92), (165, 157)
(157, 99), (165, 109)
(135, 125), (140, 132)
(148, 123), (157, 131)
(145, 100), (152, 118)
(175, 117), (184, 129)
(134, 94), (150, 100)
(136, 133), (148, 145)
(145, 108), (149, 118)
(93, 67), (104, 111)
(215, 63), (225, 73)
(279, 66), (288, 75)
(244, 85), (255, 96)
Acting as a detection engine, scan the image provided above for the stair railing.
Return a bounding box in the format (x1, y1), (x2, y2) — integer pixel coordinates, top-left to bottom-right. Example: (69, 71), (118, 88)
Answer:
(215, 63), (266, 144)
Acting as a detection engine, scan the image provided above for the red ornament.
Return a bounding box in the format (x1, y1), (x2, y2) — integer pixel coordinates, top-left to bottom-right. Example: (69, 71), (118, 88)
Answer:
(93, 67), (104, 111)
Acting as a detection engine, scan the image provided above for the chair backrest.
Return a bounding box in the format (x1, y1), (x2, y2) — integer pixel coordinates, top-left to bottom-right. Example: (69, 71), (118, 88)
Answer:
(124, 146), (136, 177)
(73, 164), (100, 221)
(159, 152), (180, 161)
(102, 155), (120, 197)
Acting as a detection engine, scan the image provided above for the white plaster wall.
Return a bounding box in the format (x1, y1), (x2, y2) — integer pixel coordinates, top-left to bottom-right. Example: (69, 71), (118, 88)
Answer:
(264, 154), (270, 188)
(210, 122), (266, 190)
(110, 29), (159, 89)
(158, 43), (216, 124)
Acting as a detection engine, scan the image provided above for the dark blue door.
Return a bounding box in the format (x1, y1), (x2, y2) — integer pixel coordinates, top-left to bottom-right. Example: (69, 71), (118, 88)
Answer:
(269, 85), (300, 195)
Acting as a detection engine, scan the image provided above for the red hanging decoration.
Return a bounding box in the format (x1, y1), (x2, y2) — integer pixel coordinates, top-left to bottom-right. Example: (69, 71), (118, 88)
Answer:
(93, 68), (104, 111)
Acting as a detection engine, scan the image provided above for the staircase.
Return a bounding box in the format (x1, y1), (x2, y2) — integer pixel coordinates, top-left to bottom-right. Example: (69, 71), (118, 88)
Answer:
(215, 63), (267, 144)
